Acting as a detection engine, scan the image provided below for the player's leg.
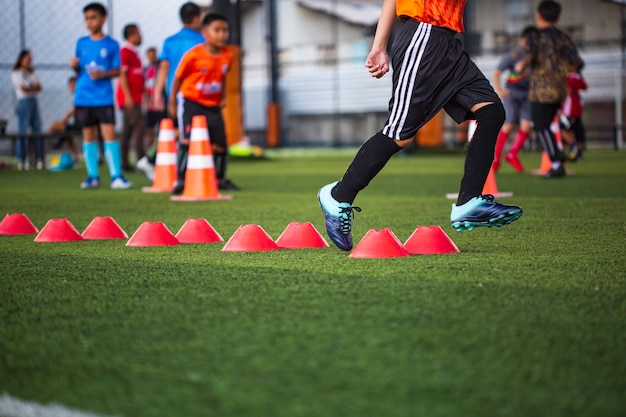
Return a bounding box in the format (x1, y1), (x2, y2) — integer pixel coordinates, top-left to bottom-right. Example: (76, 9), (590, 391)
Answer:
(75, 107), (100, 188)
(494, 122), (512, 172)
(119, 108), (132, 171)
(505, 97), (531, 172)
(130, 106), (146, 166)
(172, 95), (192, 195)
(98, 106), (132, 189)
(207, 107), (240, 191)
(531, 102), (565, 178)
(494, 95), (517, 171)
(445, 56), (522, 231)
(449, 100), (523, 231)
(15, 98), (30, 170)
(318, 20), (441, 250)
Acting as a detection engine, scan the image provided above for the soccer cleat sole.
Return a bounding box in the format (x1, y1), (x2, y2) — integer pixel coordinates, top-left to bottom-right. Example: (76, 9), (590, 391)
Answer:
(451, 210), (522, 232)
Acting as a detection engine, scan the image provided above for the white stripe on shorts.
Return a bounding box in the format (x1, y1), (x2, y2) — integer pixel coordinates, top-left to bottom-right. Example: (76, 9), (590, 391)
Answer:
(383, 22), (431, 139)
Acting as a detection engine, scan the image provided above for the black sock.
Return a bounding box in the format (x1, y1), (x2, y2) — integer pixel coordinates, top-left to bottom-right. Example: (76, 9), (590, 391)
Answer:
(214, 152), (227, 180)
(331, 131), (401, 204)
(457, 103), (505, 206)
(177, 143), (189, 184)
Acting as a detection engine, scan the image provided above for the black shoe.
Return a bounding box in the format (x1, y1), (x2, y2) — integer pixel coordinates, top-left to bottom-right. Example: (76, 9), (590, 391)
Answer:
(218, 178), (241, 191)
(543, 165), (566, 179)
(172, 181), (185, 195)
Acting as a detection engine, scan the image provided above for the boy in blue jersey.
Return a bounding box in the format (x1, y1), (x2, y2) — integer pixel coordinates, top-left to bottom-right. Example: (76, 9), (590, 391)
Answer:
(137, 2), (204, 182)
(70, 2), (132, 190)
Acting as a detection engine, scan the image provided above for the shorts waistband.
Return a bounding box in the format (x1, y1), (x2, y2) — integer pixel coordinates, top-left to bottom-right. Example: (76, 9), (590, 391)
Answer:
(399, 17), (458, 37)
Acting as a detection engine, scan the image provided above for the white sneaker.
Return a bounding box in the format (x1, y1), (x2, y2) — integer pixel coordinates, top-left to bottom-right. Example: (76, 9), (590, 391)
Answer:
(136, 156), (155, 182)
(24, 161), (31, 171)
(36, 160), (44, 170)
(80, 177), (100, 189)
(111, 176), (133, 190)
(17, 161), (23, 171)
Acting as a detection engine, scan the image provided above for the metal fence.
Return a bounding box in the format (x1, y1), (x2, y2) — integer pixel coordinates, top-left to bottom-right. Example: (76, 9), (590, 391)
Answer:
(1, 0), (624, 151)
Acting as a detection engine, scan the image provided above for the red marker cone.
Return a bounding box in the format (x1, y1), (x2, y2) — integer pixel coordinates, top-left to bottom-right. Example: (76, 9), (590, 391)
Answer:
(171, 115), (232, 201)
(81, 216), (128, 240)
(126, 222), (180, 246)
(175, 218), (223, 244)
(403, 225), (460, 255)
(0, 213), (38, 235)
(349, 228), (410, 258)
(222, 224), (279, 252)
(275, 222), (329, 249)
(34, 218), (84, 242)
(143, 118), (178, 192)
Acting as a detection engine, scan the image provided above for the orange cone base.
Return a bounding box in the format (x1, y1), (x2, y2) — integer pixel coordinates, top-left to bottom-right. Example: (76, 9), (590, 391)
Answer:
(349, 228), (410, 259)
(142, 186), (173, 193)
(170, 193), (233, 202)
(126, 222), (180, 246)
(0, 213), (38, 235)
(34, 218), (84, 242)
(81, 216), (128, 240)
(276, 222), (329, 249)
(175, 218), (223, 244)
(222, 224), (279, 252)
(404, 225), (460, 255)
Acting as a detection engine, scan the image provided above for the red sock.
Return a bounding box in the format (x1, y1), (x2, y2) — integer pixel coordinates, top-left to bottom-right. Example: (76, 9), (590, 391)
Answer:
(492, 130), (509, 171)
(509, 130), (529, 155)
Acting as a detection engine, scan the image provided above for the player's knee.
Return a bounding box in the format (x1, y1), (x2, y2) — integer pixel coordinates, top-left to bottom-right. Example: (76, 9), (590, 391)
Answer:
(374, 131), (403, 153)
(475, 102), (505, 127)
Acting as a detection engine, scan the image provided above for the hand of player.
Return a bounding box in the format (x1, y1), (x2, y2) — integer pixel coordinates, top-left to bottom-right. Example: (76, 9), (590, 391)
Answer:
(69, 57), (80, 70)
(124, 99), (136, 111)
(49, 120), (66, 134)
(88, 70), (104, 80)
(365, 46), (389, 79)
(499, 89), (510, 99)
(153, 94), (165, 112)
(168, 101), (177, 119)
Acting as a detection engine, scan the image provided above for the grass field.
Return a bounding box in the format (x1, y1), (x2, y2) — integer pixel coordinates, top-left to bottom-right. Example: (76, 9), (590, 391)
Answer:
(1, 148), (625, 417)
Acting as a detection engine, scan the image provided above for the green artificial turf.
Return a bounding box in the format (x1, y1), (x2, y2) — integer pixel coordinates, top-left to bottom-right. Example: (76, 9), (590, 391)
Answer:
(0, 149), (625, 417)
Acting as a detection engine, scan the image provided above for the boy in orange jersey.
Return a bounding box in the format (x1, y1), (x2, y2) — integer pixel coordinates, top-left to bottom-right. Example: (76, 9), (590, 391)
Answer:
(168, 12), (240, 194)
(318, 0), (522, 251)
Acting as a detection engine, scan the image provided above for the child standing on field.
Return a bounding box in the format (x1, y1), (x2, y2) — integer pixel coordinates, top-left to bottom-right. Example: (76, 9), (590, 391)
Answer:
(317, 0), (522, 251)
(168, 12), (239, 194)
(560, 63), (587, 161)
(116, 23), (146, 172)
(70, 2), (131, 189)
(516, 0), (583, 178)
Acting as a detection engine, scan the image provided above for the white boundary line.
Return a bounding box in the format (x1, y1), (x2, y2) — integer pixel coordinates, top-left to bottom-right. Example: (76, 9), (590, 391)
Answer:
(0, 393), (118, 417)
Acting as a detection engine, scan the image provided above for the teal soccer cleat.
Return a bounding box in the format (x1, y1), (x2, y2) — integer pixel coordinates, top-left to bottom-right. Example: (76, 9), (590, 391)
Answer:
(318, 181), (361, 251)
(451, 194), (522, 231)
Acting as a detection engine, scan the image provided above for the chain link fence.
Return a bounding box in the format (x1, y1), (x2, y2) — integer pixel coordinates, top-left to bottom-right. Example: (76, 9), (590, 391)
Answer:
(1, 0), (625, 154)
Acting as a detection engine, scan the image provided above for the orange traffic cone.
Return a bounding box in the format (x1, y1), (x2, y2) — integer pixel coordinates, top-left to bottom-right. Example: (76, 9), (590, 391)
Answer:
(143, 118), (177, 192)
(482, 166), (513, 197)
(170, 116), (232, 201)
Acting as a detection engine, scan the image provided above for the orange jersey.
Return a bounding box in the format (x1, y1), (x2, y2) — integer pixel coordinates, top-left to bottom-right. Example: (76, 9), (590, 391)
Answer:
(396, 0), (466, 33)
(175, 44), (232, 107)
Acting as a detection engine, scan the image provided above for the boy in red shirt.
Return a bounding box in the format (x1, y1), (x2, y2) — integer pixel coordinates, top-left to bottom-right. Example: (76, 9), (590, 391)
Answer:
(560, 63), (587, 161)
(116, 23), (145, 171)
(168, 12), (239, 193)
